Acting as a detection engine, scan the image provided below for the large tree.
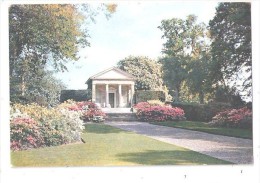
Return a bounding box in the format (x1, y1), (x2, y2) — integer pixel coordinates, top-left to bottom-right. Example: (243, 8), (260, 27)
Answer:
(158, 15), (211, 103)
(209, 2), (251, 98)
(117, 56), (164, 91)
(9, 4), (115, 104)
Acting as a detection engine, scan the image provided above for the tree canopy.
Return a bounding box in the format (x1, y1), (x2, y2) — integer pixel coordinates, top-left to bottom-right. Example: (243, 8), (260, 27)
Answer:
(117, 56), (164, 91)
(209, 2), (251, 98)
(9, 4), (115, 105)
(158, 15), (211, 103)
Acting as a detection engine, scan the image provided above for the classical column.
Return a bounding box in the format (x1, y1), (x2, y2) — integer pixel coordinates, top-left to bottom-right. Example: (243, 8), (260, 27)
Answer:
(131, 84), (135, 106)
(105, 84), (109, 107)
(118, 84), (122, 107)
(92, 84), (96, 103)
(128, 85), (131, 106)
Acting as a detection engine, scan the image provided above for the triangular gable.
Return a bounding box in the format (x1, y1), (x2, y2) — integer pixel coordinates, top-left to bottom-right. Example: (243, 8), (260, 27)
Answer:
(88, 67), (135, 80)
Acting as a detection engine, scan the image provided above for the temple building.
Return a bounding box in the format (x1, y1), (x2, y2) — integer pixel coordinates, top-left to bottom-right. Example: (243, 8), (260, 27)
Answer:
(86, 67), (135, 108)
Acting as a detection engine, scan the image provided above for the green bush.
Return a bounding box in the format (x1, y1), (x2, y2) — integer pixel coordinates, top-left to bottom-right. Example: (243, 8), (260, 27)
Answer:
(135, 90), (165, 104)
(147, 100), (165, 106)
(172, 102), (231, 122)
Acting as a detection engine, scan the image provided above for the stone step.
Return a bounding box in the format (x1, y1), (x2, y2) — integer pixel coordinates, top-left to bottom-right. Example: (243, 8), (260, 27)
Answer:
(106, 113), (137, 122)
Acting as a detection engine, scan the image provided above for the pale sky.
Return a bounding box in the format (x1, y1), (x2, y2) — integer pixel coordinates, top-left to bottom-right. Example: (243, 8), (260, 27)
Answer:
(55, 1), (219, 89)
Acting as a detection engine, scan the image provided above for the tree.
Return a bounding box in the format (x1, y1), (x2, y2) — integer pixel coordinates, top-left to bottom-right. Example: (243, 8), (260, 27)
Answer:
(209, 3), (251, 98)
(186, 50), (213, 104)
(159, 56), (188, 102)
(9, 4), (115, 104)
(117, 56), (165, 91)
(158, 15), (211, 103)
(158, 14), (208, 58)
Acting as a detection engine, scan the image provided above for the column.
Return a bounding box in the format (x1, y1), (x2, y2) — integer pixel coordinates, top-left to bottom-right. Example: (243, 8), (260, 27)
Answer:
(105, 84), (109, 107)
(131, 84), (135, 106)
(118, 84), (122, 107)
(128, 85), (131, 106)
(92, 84), (96, 103)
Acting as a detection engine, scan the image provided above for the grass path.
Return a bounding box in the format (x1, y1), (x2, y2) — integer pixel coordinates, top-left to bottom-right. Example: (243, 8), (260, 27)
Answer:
(149, 121), (252, 139)
(11, 123), (231, 167)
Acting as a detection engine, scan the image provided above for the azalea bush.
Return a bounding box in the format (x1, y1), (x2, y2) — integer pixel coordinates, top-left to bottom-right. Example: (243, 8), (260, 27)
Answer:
(60, 100), (106, 122)
(134, 102), (185, 122)
(10, 103), (85, 151)
(10, 117), (43, 151)
(209, 107), (252, 129)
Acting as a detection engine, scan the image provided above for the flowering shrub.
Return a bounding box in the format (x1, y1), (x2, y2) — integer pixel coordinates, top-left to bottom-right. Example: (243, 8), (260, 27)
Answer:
(59, 100), (106, 122)
(134, 102), (185, 122)
(10, 117), (43, 151)
(10, 103), (85, 151)
(209, 107), (252, 128)
(82, 108), (106, 122)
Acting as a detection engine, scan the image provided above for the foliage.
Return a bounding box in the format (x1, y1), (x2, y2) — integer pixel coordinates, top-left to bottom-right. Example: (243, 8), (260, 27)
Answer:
(134, 102), (185, 122)
(10, 103), (85, 151)
(158, 15), (212, 103)
(172, 102), (231, 122)
(9, 4), (115, 105)
(11, 70), (66, 106)
(135, 90), (166, 103)
(186, 51), (213, 104)
(209, 3), (252, 98)
(159, 56), (188, 102)
(147, 100), (165, 106)
(209, 107), (252, 129)
(158, 14), (208, 57)
(117, 56), (165, 91)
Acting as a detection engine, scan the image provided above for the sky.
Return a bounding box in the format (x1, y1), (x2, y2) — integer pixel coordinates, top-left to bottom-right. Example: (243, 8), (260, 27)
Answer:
(54, 1), (219, 89)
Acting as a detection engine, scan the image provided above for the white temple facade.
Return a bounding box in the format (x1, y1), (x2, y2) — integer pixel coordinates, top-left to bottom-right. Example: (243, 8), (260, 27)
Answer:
(86, 67), (135, 108)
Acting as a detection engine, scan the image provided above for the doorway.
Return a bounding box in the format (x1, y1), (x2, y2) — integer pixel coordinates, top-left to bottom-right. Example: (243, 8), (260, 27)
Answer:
(109, 93), (115, 108)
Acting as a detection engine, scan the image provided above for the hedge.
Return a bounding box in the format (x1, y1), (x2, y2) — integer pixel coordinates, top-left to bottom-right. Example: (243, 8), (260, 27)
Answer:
(60, 89), (91, 102)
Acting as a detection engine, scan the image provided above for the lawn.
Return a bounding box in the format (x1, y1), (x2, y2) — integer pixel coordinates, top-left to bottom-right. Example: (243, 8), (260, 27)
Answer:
(11, 123), (231, 167)
(149, 121), (252, 139)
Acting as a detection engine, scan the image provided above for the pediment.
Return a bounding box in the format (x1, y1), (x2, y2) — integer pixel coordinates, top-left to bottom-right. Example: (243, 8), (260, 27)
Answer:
(89, 67), (135, 80)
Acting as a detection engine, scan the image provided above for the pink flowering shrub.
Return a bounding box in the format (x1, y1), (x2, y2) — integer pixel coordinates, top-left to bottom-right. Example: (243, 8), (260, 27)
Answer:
(10, 103), (85, 151)
(61, 100), (106, 122)
(10, 117), (44, 151)
(82, 108), (106, 122)
(210, 107), (252, 128)
(134, 102), (185, 122)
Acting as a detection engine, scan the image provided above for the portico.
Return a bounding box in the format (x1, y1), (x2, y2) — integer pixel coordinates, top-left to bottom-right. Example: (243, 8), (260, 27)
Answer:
(86, 67), (135, 108)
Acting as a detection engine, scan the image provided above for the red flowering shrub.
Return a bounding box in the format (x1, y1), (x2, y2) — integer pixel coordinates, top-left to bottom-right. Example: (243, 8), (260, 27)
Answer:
(10, 117), (44, 151)
(134, 102), (185, 122)
(61, 100), (105, 122)
(210, 107), (252, 128)
(82, 108), (106, 122)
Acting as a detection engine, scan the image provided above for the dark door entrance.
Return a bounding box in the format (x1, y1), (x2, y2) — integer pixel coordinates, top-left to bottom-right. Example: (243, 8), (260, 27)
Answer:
(109, 93), (115, 108)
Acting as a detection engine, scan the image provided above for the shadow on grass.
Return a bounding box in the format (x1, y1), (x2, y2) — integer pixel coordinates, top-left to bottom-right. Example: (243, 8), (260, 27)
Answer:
(84, 123), (123, 134)
(116, 150), (231, 165)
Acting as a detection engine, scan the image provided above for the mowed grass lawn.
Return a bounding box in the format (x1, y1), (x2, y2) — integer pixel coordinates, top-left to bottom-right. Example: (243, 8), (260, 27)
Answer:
(11, 123), (231, 167)
(149, 121), (252, 139)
